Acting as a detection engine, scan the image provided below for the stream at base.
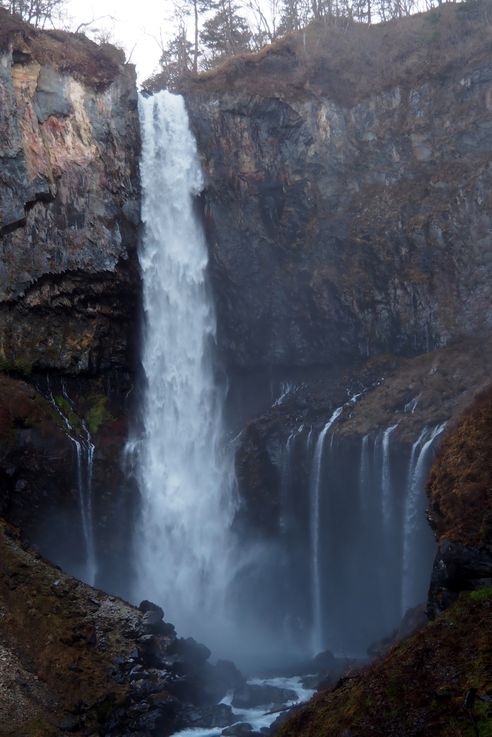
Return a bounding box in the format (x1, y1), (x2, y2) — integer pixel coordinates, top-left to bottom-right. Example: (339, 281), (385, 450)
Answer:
(172, 676), (315, 737)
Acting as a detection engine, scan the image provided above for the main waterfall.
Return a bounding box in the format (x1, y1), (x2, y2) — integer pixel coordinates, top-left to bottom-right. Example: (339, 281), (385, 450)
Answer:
(133, 91), (236, 646)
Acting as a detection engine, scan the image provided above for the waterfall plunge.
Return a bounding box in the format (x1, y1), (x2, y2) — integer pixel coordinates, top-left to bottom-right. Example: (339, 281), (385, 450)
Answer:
(134, 91), (236, 646)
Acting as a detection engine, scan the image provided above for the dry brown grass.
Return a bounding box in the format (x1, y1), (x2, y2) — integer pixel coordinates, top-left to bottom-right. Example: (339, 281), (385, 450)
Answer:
(0, 7), (126, 89)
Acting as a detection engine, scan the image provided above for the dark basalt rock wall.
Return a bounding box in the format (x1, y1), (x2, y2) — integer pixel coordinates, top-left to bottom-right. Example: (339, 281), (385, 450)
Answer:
(183, 6), (492, 372)
(176, 4), (492, 666)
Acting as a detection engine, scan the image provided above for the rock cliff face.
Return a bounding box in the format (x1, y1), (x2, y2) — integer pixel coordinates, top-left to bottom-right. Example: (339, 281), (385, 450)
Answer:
(0, 10), (140, 373)
(183, 2), (492, 373)
(178, 2), (492, 525)
(0, 11), (140, 588)
(174, 1), (492, 662)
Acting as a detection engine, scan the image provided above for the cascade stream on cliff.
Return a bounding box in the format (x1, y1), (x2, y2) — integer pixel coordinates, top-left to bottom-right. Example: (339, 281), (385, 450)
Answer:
(46, 379), (97, 586)
(271, 418), (445, 657)
(132, 91), (236, 648)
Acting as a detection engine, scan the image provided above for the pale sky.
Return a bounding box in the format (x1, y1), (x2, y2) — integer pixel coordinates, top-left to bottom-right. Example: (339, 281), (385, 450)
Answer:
(64, 0), (176, 81)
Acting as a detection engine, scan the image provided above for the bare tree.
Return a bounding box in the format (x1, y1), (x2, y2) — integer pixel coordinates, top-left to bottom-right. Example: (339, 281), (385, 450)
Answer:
(242, 0), (281, 44)
(0, 0), (66, 27)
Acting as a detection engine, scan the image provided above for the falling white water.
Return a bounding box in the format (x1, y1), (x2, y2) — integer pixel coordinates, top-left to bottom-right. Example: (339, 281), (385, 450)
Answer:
(401, 423), (446, 614)
(46, 380), (97, 585)
(359, 434), (369, 513)
(309, 406), (343, 656)
(280, 426), (302, 532)
(381, 424), (399, 531)
(134, 91), (236, 643)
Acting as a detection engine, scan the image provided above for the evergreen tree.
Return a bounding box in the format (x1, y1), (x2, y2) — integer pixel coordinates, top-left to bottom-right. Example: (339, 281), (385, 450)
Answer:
(200, 0), (252, 65)
(278, 0), (309, 33)
(158, 20), (194, 87)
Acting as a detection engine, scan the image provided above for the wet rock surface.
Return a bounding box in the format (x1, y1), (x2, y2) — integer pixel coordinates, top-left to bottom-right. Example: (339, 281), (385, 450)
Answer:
(0, 371), (136, 593)
(0, 12), (140, 588)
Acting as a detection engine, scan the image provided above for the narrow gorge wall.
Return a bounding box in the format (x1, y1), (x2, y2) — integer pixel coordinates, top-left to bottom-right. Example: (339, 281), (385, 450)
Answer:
(0, 11), (140, 592)
(183, 3), (492, 372)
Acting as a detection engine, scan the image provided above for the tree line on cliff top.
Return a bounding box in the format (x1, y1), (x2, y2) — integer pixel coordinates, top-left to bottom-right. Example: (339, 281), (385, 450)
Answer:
(154, 0), (467, 86)
(0, 0), (470, 86)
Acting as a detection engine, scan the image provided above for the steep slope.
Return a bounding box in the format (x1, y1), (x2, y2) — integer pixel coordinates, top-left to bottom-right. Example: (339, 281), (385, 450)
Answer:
(0, 520), (242, 737)
(427, 386), (492, 615)
(275, 587), (492, 737)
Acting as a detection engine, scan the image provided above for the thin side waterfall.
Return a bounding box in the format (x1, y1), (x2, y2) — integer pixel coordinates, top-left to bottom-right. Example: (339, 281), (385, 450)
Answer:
(133, 91), (235, 646)
(310, 406), (343, 656)
(46, 380), (97, 585)
(401, 422), (446, 614)
(271, 412), (445, 658)
(280, 426), (302, 533)
(359, 434), (369, 513)
(381, 424), (398, 531)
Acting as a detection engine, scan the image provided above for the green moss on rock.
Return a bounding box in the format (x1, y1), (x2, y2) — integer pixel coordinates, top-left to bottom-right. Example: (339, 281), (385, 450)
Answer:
(85, 394), (114, 435)
(0, 356), (33, 376)
(53, 394), (82, 433)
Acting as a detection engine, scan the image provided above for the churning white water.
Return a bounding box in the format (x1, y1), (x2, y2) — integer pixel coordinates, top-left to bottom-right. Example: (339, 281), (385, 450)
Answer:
(133, 91), (236, 644)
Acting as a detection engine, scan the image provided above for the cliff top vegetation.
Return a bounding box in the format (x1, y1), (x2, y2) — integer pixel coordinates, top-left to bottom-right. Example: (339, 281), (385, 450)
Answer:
(0, 7), (128, 89)
(154, 0), (492, 105)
